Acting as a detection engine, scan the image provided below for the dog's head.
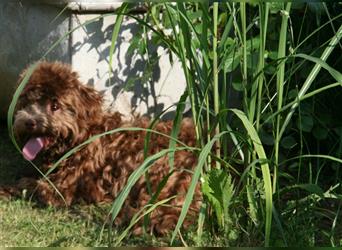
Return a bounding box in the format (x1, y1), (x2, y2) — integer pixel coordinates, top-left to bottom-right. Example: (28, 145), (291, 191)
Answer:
(13, 61), (103, 161)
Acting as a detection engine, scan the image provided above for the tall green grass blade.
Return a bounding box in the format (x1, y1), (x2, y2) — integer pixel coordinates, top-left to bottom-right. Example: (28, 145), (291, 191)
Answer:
(7, 63), (38, 146)
(167, 4), (210, 69)
(198, 1), (212, 168)
(279, 154), (342, 167)
(322, 3), (342, 50)
(220, 67), (228, 159)
(231, 108), (272, 247)
(280, 23), (342, 138)
(274, 3), (292, 194)
(218, 13), (234, 55)
(280, 183), (324, 197)
(115, 196), (176, 246)
(176, 3), (201, 101)
(226, 124), (245, 162)
(108, 3), (129, 83)
(213, 2), (221, 169)
(168, 91), (188, 171)
(240, 2), (248, 120)
(196, 202), (207, 245)
(142, 170), (175, 232)
(255, 2), (269, 132)
(330, 201), (341, 246)
(49, 4), (69, 25)
(141, 102), (192, 201)
(164, 3), (201, 142)
(109, 146), (191, 227)
(170, 131), (228, 244)
(292, 53), (342, 82)
(263, 82), (342, 126)
(272, 205), (288, 246)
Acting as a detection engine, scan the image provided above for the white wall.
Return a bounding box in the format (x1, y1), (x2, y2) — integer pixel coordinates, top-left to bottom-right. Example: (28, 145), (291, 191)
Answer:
(71, 14), (186, 118)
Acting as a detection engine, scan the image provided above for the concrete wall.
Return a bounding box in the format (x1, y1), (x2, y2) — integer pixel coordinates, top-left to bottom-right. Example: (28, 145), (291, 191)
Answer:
(0, 1), (186, 120)
(71, 14), (186, 118)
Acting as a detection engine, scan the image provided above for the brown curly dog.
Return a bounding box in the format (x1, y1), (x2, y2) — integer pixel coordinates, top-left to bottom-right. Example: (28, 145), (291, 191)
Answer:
(11, 61), (201, 235)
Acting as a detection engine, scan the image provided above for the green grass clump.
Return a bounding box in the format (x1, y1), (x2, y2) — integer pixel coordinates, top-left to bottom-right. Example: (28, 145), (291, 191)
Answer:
(0, 200), (106, 247)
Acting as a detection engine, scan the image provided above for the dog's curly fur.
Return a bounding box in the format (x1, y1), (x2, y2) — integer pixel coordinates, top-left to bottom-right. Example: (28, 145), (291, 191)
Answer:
(12, 61), (201, 235)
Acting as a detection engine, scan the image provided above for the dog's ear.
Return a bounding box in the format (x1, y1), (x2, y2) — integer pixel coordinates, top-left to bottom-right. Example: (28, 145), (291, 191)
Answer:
(76, 83), (104, 121)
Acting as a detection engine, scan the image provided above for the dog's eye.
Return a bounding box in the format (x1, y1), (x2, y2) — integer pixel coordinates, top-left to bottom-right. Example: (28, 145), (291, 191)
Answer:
(51, 99), (60, 111)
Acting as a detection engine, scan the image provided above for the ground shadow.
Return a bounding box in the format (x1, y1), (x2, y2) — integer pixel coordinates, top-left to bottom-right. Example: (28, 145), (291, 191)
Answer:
(0, 125), (32, 185)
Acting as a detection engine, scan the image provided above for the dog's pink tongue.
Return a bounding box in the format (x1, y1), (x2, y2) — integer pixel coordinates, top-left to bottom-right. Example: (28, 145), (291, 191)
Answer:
(22, 137), (45, 161)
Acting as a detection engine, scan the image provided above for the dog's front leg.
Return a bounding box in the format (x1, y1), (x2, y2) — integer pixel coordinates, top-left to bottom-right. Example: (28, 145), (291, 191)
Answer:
(0, 177), (37, 200)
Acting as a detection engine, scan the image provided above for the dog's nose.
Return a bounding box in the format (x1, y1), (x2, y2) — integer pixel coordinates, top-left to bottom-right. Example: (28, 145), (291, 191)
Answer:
(25, 119), (37, 130)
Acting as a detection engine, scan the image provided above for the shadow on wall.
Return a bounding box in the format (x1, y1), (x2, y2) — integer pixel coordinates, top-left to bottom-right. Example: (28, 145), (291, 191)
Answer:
(71, 15), (178, 119)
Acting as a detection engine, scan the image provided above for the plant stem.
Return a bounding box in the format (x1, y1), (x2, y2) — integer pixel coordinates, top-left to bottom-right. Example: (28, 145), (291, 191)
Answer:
(274, 2), (292, 193)
(240, 2), (248, 116)
(213, 2), (221, 169)
(255, 3), (269, 132)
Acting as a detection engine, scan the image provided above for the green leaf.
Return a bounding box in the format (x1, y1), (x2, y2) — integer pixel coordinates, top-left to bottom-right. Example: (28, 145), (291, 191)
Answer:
(282, 184), (324, 197)
(109, 3), (129, 78)
(260, 129), (274, 146)
(202, 169), (235, 228)
(247, 52), (259, 70)
(297, 115), (314, 132)
(230, 109), (272, 246)
(246, 183), (258, 225)
(287, 89), (299, 100)
(281, 136), (297, 149)
(7, 62), (38, 145)
(264, 64), (277, 75)
(246, 37), (261, 51)
(269, 2), (284, 13)
(202, 178), (222, 226)
(294, 53), (342, 83)
(313, 126), (328, 140)
(168, 91), (188, 170)
(232, 81), (244, 92)
(127, 35), (141, 56)
(297, 184), (324, 196)
(267, 50), (279, 60)
(224, 51), (241, 72)
(171, 131), (228, 244)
